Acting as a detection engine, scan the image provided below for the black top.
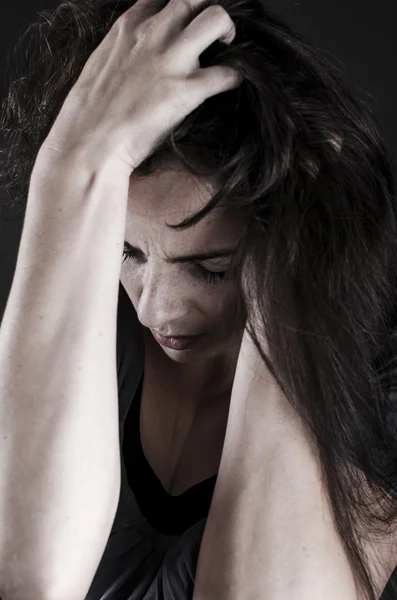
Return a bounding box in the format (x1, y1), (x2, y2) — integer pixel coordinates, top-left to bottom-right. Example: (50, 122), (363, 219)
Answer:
(85, 282), (397, 599)
(123, 373), (217, 536)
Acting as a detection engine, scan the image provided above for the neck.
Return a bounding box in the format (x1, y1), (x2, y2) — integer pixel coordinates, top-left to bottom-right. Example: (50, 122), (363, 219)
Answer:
(141, 326), (243, 407)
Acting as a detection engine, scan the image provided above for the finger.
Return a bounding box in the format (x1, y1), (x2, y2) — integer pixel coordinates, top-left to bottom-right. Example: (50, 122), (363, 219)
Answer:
(121, 0), (170, 29)
(188, 64), (243, 106)
(159, 0), (213, 32)
(172, 4), (237, 62)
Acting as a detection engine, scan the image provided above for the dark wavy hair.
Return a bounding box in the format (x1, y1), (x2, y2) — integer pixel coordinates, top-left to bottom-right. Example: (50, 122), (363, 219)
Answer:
(2, 0), (397, 598)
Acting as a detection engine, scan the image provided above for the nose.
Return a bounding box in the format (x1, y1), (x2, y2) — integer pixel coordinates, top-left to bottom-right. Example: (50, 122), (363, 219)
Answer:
(136, 267), (188, 332)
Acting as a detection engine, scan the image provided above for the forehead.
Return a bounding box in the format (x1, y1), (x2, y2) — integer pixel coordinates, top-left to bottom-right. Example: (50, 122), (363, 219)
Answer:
(126, 169), (242, 245)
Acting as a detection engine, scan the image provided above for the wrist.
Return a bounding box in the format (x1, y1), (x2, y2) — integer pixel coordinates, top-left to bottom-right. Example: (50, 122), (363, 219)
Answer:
(33, 138), (131, 189)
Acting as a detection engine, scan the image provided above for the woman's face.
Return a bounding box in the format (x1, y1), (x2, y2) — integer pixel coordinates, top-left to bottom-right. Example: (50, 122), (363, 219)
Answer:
(120, 168), (246, 365)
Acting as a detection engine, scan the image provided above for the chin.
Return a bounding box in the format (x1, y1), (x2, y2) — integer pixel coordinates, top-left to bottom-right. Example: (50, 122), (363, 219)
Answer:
(161, 347), (207, 364)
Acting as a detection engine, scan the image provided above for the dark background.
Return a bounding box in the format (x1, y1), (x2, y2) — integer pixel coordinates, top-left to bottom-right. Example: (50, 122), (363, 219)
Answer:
(0, 0), (396, 320)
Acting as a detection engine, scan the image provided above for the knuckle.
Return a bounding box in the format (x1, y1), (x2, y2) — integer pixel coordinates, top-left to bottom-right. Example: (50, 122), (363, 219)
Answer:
(112, 6), (143, 34)
(133, 13), (162, 45)
(113, 10), (130, 29)
(178, 0), (195, 12)
(139, 17), (157, 39)
(205, 4), (235, 38)
(119, 3), (141, 22)
(133, 20), (149, 42)
(207, 3), (230, 23)
(110, 12), (131, 39)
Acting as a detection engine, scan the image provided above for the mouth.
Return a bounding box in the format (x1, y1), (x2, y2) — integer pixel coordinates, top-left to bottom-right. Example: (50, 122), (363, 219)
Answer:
(151, 330), (203, 351)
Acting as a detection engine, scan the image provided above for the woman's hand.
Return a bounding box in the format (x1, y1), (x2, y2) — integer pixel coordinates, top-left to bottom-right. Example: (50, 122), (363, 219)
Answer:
(39, 0), (242, 175)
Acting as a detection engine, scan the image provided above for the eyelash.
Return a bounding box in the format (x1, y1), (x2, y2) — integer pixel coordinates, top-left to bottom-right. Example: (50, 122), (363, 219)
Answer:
(122, 250), (228, 285)
(198, 267), (227, 285)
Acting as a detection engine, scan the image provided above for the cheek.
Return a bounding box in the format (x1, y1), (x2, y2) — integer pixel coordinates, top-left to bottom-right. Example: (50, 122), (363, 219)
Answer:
(203, 286), (246, 328)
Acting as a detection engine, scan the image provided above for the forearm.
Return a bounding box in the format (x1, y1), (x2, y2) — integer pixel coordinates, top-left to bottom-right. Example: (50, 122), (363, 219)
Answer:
(0, 150), (129, 600)
(194, 331), (358, 600)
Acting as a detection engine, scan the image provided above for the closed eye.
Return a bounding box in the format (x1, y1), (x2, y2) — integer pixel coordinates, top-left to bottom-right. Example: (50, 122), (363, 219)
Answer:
(197, 265), (228, 285)
(122, 248), (228, 285)
(122, 247), (143, 264)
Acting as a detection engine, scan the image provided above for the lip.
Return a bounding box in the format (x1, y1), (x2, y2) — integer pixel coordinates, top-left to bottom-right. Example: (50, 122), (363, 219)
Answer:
(152, 330), (202, 351)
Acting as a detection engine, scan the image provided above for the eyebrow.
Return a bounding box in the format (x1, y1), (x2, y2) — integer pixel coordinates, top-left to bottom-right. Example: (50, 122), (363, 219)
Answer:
(123, 240), (237, 264)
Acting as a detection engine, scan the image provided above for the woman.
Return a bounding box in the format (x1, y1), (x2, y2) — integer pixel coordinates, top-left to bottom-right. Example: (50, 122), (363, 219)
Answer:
(0, 0), (396, 598)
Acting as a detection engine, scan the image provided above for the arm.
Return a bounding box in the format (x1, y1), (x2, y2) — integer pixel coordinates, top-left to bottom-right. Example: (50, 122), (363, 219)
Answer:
(0, 150), (129, 600)
(193, 327), (359, 600)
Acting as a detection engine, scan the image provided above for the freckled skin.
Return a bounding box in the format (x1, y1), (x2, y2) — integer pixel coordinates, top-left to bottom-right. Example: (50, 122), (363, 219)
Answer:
(120, 167), (246, 405)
